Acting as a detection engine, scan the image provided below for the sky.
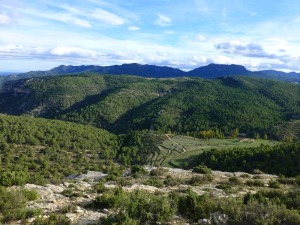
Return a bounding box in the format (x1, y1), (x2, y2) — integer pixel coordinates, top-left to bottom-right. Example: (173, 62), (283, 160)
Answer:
(1, 0), (300, 72)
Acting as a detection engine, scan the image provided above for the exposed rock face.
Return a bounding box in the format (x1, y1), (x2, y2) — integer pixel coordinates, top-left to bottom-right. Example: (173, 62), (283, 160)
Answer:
(66, 171), (107, 182)
(211, 212), (228, 225)
(25, 183), (68, 213)
(65, 207), (106, 225)
(123, 183), (165, 193)
(18, 167), (280, 225)
(23, 182), (105, 225)
(75, 210), (107, 225)
(198, 212), (227, 225)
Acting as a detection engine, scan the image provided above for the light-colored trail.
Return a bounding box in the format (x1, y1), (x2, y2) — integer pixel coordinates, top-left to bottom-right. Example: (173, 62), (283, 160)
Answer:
(165, 134), (187, 153)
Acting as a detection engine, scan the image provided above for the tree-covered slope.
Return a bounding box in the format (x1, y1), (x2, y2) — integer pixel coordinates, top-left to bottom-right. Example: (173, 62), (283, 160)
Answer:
(0, 74), (300, 136)
(0, 114), (121, 185)
(109, 76), (300, 135)
(0, 114), (117, 150)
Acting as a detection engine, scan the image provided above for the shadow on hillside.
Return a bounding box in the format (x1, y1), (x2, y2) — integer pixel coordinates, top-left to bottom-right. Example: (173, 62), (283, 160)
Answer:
(112, 97), (162, 134)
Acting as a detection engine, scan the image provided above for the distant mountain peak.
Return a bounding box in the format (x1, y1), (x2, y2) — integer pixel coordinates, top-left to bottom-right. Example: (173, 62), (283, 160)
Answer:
(1, 63), (300, 86)
(187, 63), (249, 78)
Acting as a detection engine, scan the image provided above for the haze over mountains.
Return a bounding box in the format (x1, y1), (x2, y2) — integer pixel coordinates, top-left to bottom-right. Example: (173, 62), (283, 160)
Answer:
(1, 63), (300, 85)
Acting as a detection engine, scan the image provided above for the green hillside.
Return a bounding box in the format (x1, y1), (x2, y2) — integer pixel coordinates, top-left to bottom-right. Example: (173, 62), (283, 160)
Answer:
(0, 114), (121, 185)
(1, 74), (300, 137)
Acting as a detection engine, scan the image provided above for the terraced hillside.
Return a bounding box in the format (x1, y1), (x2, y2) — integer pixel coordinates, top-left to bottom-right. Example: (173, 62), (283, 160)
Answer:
(146, 134), (278, 167)
(279, 120), (300, 141)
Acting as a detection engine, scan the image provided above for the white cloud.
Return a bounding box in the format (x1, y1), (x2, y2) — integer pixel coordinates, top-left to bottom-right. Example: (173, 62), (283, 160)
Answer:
(128, 26), (141, 31)
(60, 4), (82, 15)
(196, 34), (207, 42)
(0, 12), (11, 25)
(46, 13), (92, 28)
(2, 1), (300, 73)
(19, 8), (92, 28)
(155, 14), (172, 27)
(92, 8), (124, 26)
(194, 0), (210, 14)
(70, 17), (92, 28)
(165, 30), (174, 34)
(42, 2), (127, 27)
(50, 47), (97, 58)
(87, 0), (140, 22)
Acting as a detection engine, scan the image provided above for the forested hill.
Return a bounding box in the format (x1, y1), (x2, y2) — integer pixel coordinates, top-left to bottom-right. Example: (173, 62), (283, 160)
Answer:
(2, 63), (300, 83)
(1, 74), (300, 137)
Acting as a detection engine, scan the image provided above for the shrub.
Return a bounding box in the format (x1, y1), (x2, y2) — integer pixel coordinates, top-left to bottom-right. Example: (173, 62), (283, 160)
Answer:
(240, 173), (251, 178)
(33, 214), (70, 225)
(216, 183), (231, 190)
(164, 175), (182, 187)
(150, 168), (167, 176)
(178, 190), (220, 220)
(0, 187), (41, 223)
(277, 177), (296, 185)
(246, 180), (265, 187)
(100, 212), (139, 225)
(144, 177), (164, 188)
(59, 204), (77, 214)
(193, 165), (212, 174)
(269, 180), (281, 189)
(125, 191), (176, 224)
(22, 189), (39, 201)
(188, 174), (213, 186)
(117, 178), (133, 187)
(253, 169), (264, 174)
(94, 187), (125, 209)
(96, 189), (176, 224)
(228, 176), (243, 185)
(61, 188), (83, 198)
(94, 181), (108, 193)
(131, 165), (146, 175)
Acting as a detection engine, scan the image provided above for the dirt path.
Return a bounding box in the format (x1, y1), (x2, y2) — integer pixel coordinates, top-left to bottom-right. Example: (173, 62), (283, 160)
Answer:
(165, 134), (187, 153)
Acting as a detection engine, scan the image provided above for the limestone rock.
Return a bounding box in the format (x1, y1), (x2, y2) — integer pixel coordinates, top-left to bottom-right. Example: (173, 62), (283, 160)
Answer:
(66, 171), (107, 182)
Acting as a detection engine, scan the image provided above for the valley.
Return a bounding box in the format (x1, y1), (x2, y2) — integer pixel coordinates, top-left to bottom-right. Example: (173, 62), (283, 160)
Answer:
(2, 0), (300, 223)
(0, 71), (300, 224)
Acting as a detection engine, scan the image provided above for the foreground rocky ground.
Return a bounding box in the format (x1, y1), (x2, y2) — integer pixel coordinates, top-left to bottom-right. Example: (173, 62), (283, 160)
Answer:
(8, 167), (289, 225)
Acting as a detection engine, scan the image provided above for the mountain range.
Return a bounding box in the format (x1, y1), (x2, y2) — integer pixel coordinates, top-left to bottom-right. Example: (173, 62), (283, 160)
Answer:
(1, 73), (300, 137)
(1, 63), (300, 85)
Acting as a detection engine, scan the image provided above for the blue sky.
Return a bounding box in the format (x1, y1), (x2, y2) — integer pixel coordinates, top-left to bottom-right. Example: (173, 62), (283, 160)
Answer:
(1, 0), (300, 72)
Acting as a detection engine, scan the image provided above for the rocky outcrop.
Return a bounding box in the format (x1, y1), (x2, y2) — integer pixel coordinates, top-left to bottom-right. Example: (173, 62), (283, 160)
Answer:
(198, 212), (227, 225)
(23, 182), (104, 225)
(66, 171), (107, 182)
(18, 167), (280, 225)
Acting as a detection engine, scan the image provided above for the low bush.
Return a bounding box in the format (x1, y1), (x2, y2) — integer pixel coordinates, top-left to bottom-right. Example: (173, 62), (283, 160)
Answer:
(33, 214), (70, 225)
(193, 165), (212, 174)
(228, 176), (243, 185)
(269, 180), (281, 188)
(150, 167), (167, 176)
(246, 179), (265, 187)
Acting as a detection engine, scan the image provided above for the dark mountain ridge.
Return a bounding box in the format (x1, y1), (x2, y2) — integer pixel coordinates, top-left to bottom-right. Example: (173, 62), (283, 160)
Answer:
(187, 63), (250, 78)
(2, 63), (300, 84)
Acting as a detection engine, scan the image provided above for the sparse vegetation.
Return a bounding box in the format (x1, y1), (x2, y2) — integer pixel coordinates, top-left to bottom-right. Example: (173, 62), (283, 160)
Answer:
(0, 187), (41, 223)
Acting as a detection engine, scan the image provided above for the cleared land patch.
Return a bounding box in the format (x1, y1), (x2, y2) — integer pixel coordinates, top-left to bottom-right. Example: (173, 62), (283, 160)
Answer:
(148, 134), (278, 168)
